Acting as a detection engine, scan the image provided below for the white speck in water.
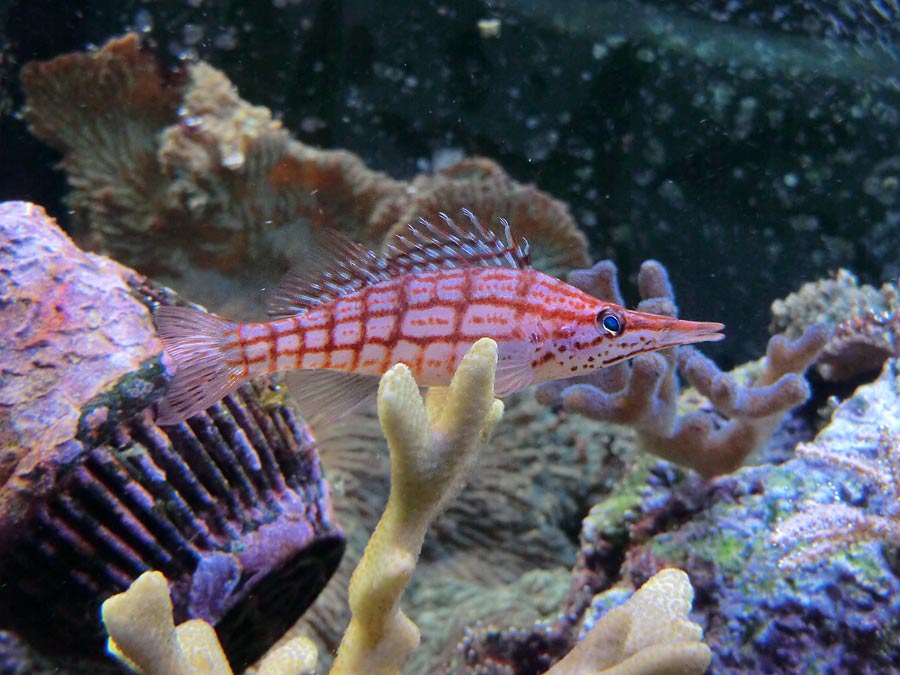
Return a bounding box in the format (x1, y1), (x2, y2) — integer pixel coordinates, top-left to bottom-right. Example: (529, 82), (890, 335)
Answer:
(658, 179), (685, 209)
(182, 23), (204, 47)
(477, 18), (501, 38)
(432, 147), (465, 170)
(783, 173), (799, 188)
(214, 30), (238, 50)
(134, 8), (153, 33)
(636, 47), (656, 63)
(222, 151), (245, 170)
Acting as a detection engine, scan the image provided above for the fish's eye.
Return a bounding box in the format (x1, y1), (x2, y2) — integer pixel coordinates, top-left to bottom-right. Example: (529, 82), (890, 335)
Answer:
(597, 309), (624, 336)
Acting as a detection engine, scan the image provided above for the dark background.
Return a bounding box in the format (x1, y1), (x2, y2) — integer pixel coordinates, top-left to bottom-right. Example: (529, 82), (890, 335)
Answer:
(2, 0), (899, 366)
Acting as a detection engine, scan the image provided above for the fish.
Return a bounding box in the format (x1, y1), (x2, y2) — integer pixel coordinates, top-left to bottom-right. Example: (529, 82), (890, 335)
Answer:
(154, 211), (724, 426)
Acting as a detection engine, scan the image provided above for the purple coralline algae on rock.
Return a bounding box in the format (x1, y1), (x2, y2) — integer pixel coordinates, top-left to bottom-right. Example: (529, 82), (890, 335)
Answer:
(583, 366), (900, 674)
(0, 201), (343, 669)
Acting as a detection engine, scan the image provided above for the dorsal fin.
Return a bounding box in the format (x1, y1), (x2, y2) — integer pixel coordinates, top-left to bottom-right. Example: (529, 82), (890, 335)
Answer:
(266, 210), (531, 319)
(266, 230), (390, 319)
(385, 209), (532, 273)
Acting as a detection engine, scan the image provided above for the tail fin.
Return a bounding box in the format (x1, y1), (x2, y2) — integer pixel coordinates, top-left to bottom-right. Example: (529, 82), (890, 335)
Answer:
(153, 306), (243, 425)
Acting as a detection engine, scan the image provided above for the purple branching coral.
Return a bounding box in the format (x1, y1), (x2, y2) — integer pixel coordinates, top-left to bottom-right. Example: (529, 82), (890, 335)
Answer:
(773, 424), (900, 570)
(537, 260), (831, 477)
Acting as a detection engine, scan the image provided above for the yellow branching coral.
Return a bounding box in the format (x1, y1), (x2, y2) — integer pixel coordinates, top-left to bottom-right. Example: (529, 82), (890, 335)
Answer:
(100, 338), (502, 675)
(99, 342), (706, 675)
(331, 337), (504, 675)
(101, 571), (316, 675)
(546, 569), (711, 675)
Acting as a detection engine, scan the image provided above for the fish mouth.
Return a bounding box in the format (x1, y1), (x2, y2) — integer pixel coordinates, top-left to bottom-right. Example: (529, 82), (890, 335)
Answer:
(626, 312), (725, 350)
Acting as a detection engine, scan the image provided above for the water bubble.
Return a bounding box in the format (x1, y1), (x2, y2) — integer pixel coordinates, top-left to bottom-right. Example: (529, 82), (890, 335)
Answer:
(182, 23), (204, 47)
(658, 179), (685, 209)
(214, 30), (238, 51)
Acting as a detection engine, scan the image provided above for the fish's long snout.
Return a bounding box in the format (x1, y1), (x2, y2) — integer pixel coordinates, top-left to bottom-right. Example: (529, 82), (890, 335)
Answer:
(626, 311), (725, 349)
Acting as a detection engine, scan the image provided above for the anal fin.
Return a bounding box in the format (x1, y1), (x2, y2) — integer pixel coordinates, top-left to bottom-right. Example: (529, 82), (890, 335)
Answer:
(284, 369), (381, 427)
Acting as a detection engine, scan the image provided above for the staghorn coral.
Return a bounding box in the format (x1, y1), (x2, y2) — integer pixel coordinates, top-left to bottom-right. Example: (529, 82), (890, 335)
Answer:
(101, 571), (316, 675)
(331, 337), (504, 675)
(537, 259), (829, 477)
(544, 569), (710, 675)
(0, 201), (342, 669)
(281, 385), (604, 674)
(772, 371), (900, 571)
(98, 344), (710, 675)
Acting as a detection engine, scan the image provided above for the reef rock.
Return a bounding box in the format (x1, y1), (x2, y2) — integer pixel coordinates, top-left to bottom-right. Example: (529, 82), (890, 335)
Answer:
(461, 359), (900, 673)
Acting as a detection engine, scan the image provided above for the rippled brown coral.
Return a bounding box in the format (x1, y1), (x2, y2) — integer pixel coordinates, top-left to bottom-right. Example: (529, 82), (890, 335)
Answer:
(156, 62), (404, 272)
(19, 34), (182, 259)
(20, 33), (404, 283)
(21, 35), (590, 317)
(372, 157), (591, 276)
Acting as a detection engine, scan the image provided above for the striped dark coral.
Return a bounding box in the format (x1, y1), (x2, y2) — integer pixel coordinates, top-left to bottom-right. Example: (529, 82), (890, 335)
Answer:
(0, 203), (343, 670)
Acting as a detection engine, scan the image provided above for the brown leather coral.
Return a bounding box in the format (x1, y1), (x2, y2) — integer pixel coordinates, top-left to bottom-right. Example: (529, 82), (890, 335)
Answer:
(372, 156), (591, 276)
(20, 34), (403, 278)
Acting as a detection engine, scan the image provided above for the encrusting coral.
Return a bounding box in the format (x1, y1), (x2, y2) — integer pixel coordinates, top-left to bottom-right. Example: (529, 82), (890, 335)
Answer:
(537, 259), (830, 477)
(770, 268), (900, 382)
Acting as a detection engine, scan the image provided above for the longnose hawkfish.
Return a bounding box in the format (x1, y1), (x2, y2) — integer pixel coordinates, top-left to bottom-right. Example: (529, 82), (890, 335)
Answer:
(154, 212), (724, 425)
